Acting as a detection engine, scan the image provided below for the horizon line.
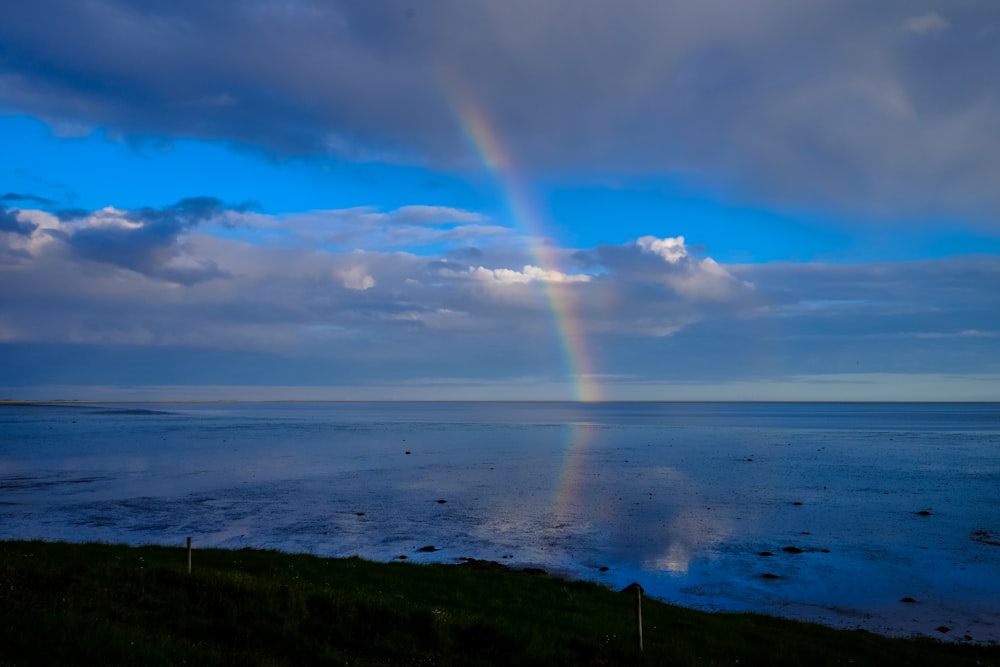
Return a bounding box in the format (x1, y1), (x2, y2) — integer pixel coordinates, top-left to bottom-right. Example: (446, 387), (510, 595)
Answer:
(3, 399), (998, 405)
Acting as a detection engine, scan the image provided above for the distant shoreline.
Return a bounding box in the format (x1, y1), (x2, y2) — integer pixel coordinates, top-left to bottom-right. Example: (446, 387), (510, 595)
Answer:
(4, 398), (999, 405)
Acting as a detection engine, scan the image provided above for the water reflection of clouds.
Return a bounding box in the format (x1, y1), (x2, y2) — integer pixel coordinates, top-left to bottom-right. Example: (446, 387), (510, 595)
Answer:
(584, 463), (734, 576)
(646, 506), (733, 574)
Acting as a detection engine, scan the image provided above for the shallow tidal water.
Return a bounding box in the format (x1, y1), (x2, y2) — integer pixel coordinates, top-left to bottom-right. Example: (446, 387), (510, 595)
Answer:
(1, 401), (998, 641)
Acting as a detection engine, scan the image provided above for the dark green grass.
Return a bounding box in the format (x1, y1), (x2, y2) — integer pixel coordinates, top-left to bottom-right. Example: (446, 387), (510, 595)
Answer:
(1, 540), (997, 666)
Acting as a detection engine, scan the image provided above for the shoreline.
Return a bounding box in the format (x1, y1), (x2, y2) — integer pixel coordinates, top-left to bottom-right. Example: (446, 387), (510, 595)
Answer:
(3, 538), (999, 666)
(5, 532), (996, 645)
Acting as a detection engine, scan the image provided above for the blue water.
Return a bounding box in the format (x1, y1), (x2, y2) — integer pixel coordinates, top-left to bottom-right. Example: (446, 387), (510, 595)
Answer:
(2, 401), (999, 640)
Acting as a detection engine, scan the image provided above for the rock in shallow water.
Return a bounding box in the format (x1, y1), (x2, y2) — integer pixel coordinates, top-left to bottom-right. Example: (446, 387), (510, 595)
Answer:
(457, 557), (507, 571)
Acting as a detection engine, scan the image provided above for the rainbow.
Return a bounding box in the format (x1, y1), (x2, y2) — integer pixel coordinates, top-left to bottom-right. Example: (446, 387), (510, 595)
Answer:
(437, 73), (605, 535)
(439, 77), (601, 403)
(547, 421), (599, 527)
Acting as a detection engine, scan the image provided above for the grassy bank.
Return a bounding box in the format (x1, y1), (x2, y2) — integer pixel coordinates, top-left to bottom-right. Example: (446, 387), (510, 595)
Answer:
(1, 540), (997, 666)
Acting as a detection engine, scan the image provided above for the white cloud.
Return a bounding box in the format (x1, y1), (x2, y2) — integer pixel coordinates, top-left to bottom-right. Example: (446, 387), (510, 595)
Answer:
(913, 329), (998, 339)
(665, 257), (741, 301)
(4, 209), (57, 254)
(338, 266), (375, 291)
(83, 206), (142, 229)
(637, 235), (687, 263)
(461, 265), (592, 284)
(902, 11), (950, 35)
(629, 235), (746, 301)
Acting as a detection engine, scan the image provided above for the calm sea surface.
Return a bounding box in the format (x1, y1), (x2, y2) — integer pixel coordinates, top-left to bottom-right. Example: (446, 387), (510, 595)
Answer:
(2, 401), (999, 640)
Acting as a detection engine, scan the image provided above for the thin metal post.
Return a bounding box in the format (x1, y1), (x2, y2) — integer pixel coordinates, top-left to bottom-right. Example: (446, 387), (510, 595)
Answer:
(187, 536), (192, 574)
(634, 583), (643, 652)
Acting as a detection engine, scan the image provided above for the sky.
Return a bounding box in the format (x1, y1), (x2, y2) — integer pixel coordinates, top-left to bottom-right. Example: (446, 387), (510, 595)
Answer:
(1, 0), (1000, 401)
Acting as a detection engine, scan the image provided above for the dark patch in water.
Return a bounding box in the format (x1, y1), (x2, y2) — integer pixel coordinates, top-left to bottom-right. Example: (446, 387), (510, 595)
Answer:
(93, 409), (173, 415)
(0, 475), (109, 491)
(972, 530), (1000, 546)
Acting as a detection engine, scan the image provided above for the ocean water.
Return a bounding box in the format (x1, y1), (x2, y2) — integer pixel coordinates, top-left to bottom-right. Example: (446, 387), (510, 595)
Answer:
(2, 401), (998, 641)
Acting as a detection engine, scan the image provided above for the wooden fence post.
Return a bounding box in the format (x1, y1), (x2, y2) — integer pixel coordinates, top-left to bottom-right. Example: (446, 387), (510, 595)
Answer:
(622, 582), (644, 652)
(187, 536), (192, 574)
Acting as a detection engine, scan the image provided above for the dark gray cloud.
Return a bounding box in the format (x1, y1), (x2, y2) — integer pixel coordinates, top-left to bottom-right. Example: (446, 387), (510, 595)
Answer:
(447, 247), (484, 261)
(570, 254), (1000, 385)
(720, 256), (1000, 376)
(737, 257), (1000, 317)
(0, 206), (37, 235)
(54, 208), (93, 221)
(63, 197), (254, 284)
(1, 192), (55, 205)
(122, 196), (258, 229)
(0, 1), (997, 220)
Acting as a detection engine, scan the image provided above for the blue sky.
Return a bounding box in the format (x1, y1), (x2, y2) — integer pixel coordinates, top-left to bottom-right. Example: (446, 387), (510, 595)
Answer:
(2, 0), (999, 400)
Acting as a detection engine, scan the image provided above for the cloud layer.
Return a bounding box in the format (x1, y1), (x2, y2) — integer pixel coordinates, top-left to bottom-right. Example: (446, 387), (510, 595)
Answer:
(2, 1), (999, 220)
(2, 198), (998, 394)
